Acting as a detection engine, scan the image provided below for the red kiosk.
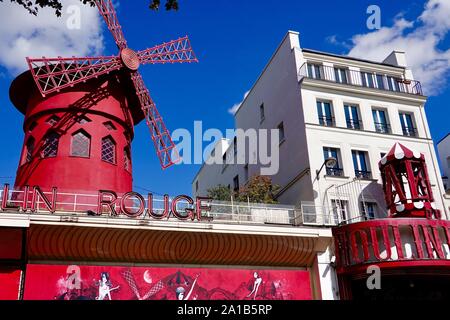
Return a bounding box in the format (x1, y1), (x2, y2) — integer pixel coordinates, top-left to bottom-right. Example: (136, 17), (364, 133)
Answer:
(333, 143), (450, 300)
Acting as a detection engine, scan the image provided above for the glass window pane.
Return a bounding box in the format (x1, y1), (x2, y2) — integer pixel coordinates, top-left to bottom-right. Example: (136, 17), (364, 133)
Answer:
(101, 137), (116, 164)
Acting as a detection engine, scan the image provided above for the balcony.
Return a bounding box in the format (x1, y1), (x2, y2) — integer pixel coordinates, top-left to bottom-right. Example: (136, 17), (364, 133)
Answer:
(374, 122), (391, 134)
(299, 63), (423, 96)
(318, 116), (335, 127)
(346, 119), (362, 130)
(326, 167), (344, 177)
(402, 126), (418, 137)
(354, 170), (372, 179)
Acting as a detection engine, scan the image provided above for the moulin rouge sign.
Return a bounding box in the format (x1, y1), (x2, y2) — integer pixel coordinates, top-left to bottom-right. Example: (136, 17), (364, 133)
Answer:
(0, 184), (212, 222)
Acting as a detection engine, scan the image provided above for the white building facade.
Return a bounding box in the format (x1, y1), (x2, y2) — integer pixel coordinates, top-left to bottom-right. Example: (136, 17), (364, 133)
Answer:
(192, 31), (449, 299)
(438, 133), (450, 209)
(193, 31), (448, 220)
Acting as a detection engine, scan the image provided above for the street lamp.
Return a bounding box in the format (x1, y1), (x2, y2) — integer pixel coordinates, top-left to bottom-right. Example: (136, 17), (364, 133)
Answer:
(314, 157), (337, 225)
(316, 157), (337, 181)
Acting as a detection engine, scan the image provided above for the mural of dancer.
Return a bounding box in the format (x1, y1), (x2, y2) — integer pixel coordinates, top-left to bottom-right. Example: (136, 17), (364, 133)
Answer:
(24, 264), (312, 300)
(95, 272), (120, 300)
(247, 272), (263, 300)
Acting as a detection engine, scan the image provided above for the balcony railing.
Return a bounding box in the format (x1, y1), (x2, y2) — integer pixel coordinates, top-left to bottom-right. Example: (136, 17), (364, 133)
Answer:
(346, 119), (362, 130)
(326, 167), (344, 177)
(354, 170), (372, 179)
(318, 116), (335, 127)
(374, 122), (391, 134)
(0, 188), (335, 227)
(402, 126), (418, 137)
(299, 63), (423, 96)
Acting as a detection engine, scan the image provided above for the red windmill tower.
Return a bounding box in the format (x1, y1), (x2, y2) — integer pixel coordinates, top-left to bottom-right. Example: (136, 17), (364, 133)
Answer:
(379, 143), (440, 219)
(9, 0), (197, 194)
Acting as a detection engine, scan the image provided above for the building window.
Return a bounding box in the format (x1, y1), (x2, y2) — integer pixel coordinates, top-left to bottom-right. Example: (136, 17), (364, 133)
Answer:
(233, 175), (239, 192)
(317, 101), (334, 126)
(361, 72), (375, 88)
(71, 130), (90, 158)
(124, 147), (131, 171)
(101, 136), (116, 164)
(352, 150), (371, 179)
(244, 164), (249, 183)
(399, 112), (417, 137)
(42, 132), (59, 158)
(344, 104), (361, 129)
(332, 199), (349, 223)
(375, 74), (385, 90)
(233, 137), (237, 156)
(25, 137), (35, 163)
(334, 67), (348, 84)
(259, 103), (265, 122)
(323, 147), (343, 176)
(387, 76), (401, 92)
(76, 116), (91, 124)
(103, 121), (117, 131)
(307, 63), (323, 79)
(277, 122), (285, 143)
(28, 121), (38, 132)
(362, 202), (377, 220)
(372, 109), (390, 133)
(222, 152), (227, 165)
(46, 115), (60, 126)
(195, 180), (199, 192)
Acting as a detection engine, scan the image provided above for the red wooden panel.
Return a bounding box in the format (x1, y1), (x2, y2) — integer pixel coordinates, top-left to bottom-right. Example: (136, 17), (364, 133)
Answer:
(0, 228), (23, 260)
(0, 268), (21, 300)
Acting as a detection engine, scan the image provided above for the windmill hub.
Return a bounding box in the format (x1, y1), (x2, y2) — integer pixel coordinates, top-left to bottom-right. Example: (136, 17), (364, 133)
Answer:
(120, 48), (140, 71)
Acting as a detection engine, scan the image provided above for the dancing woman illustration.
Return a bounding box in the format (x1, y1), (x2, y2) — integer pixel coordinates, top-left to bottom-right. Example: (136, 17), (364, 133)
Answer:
(176, 274), (200, 300)
(247, 272), (262, 300)
(95, 272), (120, 300)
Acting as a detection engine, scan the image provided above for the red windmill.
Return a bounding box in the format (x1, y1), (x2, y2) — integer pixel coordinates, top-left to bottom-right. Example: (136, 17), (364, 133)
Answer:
(8, 0), (198, 196)
(25, 0), (197, 170)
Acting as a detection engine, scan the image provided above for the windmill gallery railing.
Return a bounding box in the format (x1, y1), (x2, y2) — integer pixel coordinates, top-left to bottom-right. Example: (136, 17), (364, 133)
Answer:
(0, 188), (337, 227)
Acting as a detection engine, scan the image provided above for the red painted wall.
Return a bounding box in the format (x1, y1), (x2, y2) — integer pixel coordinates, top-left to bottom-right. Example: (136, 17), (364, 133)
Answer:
(23, 264), (312, 300)
(13, 75), (135, 194)
(0, 228), (23, 260)
(0, 268), (22, 300)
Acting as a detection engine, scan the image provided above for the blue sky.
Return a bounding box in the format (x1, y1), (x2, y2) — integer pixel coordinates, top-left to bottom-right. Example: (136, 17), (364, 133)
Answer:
(0, 0), (448, 196)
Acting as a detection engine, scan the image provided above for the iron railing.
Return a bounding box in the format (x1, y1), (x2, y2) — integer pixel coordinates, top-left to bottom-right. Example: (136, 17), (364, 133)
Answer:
(299, 63), (423, 96)
(354, 170), (372, 179)
(0, 188), (337, 227)
(346, 119), (362, 130)
(326, 167), (344, 177)
(374, 122), (391, 134)
(318, 116), (335, 127)
(402, 126), (418, 137)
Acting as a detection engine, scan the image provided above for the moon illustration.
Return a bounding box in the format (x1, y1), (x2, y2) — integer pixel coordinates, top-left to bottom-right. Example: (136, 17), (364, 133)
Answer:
(143, 270), (152, 284)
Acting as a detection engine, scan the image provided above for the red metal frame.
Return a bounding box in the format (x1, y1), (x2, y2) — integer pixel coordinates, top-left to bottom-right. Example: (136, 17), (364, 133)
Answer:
(25, 0), (197, 170)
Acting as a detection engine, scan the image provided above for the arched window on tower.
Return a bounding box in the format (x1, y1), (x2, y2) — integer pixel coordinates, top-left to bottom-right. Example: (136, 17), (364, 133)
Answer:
(42, 132), (60, 158)
(101, 136), (116, 164)
(24, 136), (35, 164)
(71, 130), (91, 158)
(124, 146), (131, 172)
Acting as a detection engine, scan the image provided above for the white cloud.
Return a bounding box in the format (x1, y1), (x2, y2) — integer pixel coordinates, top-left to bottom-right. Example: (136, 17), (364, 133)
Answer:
(348, 0), (450, 95)
(228, 90), (250, 115)
(0, 0), (104, 75)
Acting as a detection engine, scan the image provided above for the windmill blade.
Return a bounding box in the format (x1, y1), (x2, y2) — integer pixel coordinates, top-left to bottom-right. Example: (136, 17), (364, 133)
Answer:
(27, 56), (123, 97)
(95, 0), (127, 49)
(137, 36), (198, 65)
(130, 72), (180, 169)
